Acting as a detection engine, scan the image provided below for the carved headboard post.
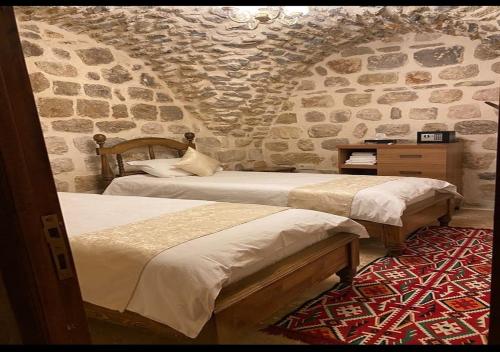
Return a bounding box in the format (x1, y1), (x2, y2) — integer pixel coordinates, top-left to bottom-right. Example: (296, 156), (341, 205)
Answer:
(184, 132), (196, 151)
(91, 133), (195, 184)
(93, 134), (115, 187)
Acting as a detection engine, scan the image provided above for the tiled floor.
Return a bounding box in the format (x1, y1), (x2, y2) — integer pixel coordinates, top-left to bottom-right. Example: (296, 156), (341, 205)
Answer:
(88, 208), (494, 344)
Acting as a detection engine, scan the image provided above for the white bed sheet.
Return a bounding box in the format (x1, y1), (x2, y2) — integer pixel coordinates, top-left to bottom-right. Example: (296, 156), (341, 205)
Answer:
(104, 171), (462, 226)
(59, 192), (367, 338)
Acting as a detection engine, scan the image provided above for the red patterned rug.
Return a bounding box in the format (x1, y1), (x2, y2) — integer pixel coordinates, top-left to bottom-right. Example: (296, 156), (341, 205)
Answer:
(263, 226), (492, 345)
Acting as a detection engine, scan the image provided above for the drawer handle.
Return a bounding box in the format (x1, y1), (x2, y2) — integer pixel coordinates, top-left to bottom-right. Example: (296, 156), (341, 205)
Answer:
(399, 154), (423, 158)
(399, 170), (422, 176)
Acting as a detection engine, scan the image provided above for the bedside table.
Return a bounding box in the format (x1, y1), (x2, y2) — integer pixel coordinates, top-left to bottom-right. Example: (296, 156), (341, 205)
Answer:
(241, 166), (296, 173)
(336, 142), (463, 193)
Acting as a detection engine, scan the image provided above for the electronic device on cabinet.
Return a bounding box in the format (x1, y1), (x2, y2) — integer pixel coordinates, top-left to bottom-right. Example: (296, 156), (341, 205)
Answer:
(417, 131), (456, 144)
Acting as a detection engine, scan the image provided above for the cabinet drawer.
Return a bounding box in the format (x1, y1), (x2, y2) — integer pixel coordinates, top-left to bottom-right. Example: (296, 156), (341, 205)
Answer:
(378, 148), (446, 165)
(378, 163), (446, 179)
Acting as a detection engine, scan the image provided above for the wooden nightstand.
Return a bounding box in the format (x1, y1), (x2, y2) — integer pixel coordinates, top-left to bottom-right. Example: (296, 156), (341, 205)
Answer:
(337, 142), (463, 193)
(241, 166), (296, 173)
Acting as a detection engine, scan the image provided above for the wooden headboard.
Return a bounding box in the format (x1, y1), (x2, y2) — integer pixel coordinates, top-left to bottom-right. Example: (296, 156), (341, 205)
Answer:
(92, 132), (195, 186)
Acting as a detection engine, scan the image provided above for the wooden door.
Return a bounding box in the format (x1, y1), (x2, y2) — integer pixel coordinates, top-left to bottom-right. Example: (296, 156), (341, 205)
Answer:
(488, 94), (500, 344)
(0, 6), (90, 343)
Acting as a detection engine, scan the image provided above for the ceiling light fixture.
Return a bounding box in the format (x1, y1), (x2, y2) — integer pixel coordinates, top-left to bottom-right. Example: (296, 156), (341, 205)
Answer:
(216, 6), (309, 28)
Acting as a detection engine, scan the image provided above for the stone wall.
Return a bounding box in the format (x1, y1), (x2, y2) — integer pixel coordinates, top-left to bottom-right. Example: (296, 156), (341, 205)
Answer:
(263, 33), (499, 208)
(14, 7), (500, 206)
(15, 6), (500, 175)
(19, 21), (223, 193)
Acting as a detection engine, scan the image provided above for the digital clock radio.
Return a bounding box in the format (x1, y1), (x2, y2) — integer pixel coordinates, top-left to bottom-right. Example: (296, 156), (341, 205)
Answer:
(417, 131), (456, 144)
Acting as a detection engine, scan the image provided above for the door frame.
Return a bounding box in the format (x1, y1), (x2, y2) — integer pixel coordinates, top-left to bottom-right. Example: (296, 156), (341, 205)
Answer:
(0, 6), (90, 343)
(487, 91), (500, 344)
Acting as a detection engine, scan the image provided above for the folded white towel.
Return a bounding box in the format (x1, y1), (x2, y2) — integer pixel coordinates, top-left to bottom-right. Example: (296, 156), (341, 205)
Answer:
(348, 156), (376, 160)
(347, 157), (377, 162)
(345, 160), (376, 165)
(351, 152), (376, 156)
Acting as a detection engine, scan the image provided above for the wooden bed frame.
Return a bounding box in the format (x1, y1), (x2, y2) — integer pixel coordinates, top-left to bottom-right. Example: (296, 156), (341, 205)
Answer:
(92, 132), (454, 257)
(85, 232), (359, 344)
(93, 132), (196, 187)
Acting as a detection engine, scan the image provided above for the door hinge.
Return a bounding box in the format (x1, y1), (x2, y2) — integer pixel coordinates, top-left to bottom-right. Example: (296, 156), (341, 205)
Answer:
(41, 214), (74, 280)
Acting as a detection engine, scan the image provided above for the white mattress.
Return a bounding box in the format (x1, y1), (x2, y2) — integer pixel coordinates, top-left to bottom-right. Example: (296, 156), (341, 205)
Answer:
(59, 192), (368, 338)
(104, 171), (462, 226)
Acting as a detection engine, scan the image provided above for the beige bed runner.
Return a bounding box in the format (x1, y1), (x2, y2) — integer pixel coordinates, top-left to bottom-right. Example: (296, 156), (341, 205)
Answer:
(288, 175), (400, 217)
(70, 202), (287, 311)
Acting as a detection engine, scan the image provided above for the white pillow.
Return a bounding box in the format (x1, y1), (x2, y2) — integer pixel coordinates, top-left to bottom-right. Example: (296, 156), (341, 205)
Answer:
(126, 158), (193, 178)
(175, 147), (221, 177)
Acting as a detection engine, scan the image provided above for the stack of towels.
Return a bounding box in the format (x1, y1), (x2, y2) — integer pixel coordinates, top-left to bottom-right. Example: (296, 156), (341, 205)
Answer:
(345, 152), (377, 165)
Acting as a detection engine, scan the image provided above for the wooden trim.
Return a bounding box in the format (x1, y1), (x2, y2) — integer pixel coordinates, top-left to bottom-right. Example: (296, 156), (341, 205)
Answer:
(215, 233), (356, 313)
(84, 233), (359, 344)
(0, 6), (90, 343)
(487, 92), (500, 344)
(93, 133), (196, 188)
(356, 193), (454, 256)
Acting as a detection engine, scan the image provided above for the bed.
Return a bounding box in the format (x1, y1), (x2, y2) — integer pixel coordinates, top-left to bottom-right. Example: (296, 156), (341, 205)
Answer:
(93, 133), (462, 256)
(59, 192), (366, 343)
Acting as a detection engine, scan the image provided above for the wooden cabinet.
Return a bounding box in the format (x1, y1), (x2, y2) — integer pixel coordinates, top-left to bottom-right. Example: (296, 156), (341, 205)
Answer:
(337, 142), (463, 193)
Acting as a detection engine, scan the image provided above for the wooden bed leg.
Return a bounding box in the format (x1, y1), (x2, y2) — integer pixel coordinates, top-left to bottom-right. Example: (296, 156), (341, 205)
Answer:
(338, 267), (356, 284)
(210, 315), (241, 345)
(198, 318), (221, 344)
(438, 198), (453, 227)
(438, 214), (451, 227)
(386, 244), (406, 257)
(337, 239), (359, 284)
(383, 225), (407, 257)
